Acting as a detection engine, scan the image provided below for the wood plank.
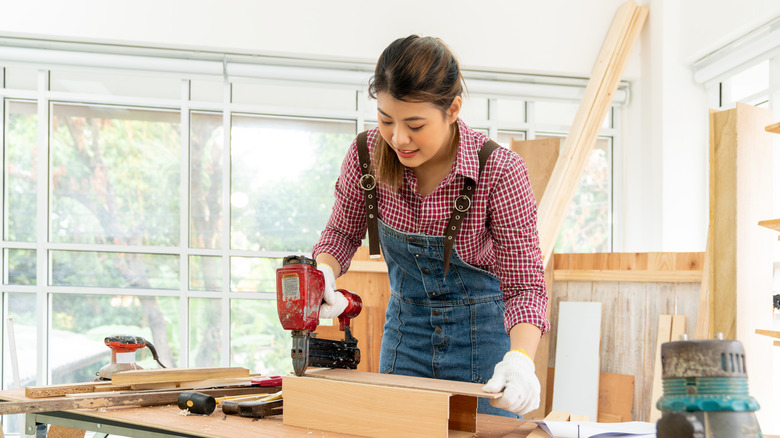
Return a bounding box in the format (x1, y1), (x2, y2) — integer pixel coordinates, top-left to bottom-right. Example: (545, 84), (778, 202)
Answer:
(758, 218), (780, 232)
(765, 121), (780, 134)
(570, 414), (590, 422)
(527, 411), (572, 438)
(111, 367), (249, 386)
(25, 381), (131, 398)
(303, 368), (498, 399)
(0, 386), (269, 415)
(552, 302), (602, 420)
(537, 1), (647, 264)
(553, 270), (702, 282)
(756, 329), (780, 339)
(283, 375), (452, 437)
(648, 315), (672, 423)
(710, 104), (774, 430)
(510, 137), (560, 203)
(598, 372), (633, 422)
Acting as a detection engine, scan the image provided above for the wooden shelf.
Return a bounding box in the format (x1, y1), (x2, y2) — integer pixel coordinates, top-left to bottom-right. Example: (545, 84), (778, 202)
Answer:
(766, 121), (780, 134)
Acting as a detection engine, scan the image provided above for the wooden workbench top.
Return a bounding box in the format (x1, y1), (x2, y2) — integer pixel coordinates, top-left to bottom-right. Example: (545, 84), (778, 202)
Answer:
(0, 389), (539, 437)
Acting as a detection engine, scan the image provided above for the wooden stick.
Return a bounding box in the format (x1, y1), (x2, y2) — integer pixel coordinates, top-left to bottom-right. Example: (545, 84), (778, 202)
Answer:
(537, 1), (648, 263)
(0, 386), (272, 415)
(111, 367), (249, 386)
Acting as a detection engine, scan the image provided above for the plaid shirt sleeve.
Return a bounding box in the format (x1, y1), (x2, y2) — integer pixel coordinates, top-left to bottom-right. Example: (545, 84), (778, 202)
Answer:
(486, 149), (550, 334)
(312, 137), (366, 273)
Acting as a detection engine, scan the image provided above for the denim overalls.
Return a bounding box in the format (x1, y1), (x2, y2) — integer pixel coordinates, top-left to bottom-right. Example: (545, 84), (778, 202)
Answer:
(376, 219), (516, 418)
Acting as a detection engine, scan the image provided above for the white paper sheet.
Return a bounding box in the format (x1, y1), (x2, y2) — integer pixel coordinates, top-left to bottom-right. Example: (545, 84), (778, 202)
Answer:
(530, 421), (656, 438)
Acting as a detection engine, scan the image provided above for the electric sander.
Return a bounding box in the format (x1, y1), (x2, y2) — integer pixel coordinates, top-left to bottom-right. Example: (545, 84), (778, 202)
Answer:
(656, 336), (763, 438)
(276, 255), (362, 376)
(96, 335), (167, 381)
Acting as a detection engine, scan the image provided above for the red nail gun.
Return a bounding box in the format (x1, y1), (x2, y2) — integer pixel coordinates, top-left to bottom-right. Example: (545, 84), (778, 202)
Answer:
(276, 255), (362, 376)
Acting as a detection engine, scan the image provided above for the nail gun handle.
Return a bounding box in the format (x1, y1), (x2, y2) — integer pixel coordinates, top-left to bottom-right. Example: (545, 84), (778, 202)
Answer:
(335, 289), (362, 331)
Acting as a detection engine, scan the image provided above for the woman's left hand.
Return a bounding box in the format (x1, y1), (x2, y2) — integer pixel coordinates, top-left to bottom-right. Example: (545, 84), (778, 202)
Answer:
(482, 350), (540, 415)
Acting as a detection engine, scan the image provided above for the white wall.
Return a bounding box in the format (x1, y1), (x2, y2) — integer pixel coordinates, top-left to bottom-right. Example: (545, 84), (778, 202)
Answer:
(0, 0), (777, 252)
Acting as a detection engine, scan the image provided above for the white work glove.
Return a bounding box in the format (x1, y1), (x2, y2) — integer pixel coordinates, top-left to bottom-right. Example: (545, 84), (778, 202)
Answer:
(482, 350), (541, 415)
(317, 263), (348, 319)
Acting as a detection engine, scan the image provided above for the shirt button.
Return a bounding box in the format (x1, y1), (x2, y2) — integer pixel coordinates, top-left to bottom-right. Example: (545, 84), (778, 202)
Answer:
(434, 327), (442, 334)
(433, 310), (440, 316)
(414, 254), (420, 258)
(422, 268), (430, 275)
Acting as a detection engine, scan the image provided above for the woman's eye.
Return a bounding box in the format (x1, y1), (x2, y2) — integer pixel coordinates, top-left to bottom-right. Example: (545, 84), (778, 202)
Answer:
(409, 125), (424, 131)
(380, 119), (393, 126)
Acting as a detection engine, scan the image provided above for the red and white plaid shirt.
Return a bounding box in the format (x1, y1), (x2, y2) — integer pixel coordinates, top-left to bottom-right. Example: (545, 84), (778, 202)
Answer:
(313, 118), (549, 334)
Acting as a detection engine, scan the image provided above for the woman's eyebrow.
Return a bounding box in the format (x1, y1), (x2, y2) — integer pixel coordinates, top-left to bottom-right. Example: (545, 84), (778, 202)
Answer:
(378, 108), (426, 122)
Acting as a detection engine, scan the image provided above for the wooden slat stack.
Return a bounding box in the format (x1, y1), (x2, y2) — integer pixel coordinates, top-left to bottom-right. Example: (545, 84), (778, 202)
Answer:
(537, 0), (649, 264)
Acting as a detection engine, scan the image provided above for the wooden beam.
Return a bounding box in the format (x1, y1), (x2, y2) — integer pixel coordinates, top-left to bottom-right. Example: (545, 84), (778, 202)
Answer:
(111, 367), (249, 386)
(0, 386), (270, 415)
(695, 229), (713, 340)
(536, 0), (648, 264)
(553, 270), (701, 283)
(765, 121), (780, 134)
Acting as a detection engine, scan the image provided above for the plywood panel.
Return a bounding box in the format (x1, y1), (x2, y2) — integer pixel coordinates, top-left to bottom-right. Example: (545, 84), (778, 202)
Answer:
(510, 137), (560, 203)
(710, 104), (774, 429)
(283, 375), (451, 437)
(303, 368), (497, 399)
(552, 302), (602, 419)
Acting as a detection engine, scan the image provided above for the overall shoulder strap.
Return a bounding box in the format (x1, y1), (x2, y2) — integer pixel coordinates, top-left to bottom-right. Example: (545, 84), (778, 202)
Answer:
(356, 131), (381, 258)
(442, 140), (500, 278)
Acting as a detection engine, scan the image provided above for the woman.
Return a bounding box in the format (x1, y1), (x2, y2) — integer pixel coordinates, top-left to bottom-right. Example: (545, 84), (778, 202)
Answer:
(312, 35), (549, 417)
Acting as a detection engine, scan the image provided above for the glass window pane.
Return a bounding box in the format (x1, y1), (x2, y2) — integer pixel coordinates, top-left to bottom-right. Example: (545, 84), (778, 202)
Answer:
(50, 70), (181, 100)
(50, 294), (180, 383)
(5, 100), (38, 242)
(5, 293), (38, 388)
(496, 130), (526, 148)
(232, 82), (356, 111)
(51, 251), (179, 289)
(189, 255), (221, 291)
(230, 299), (291, 375)
(231, 115), (355, 251)
(230, 257), (281, 293)
(189, 298), (222, 367)
(543, 135), (612, 253)
(5, 68), (37, 90)
(6, 249), (35, 285)
(50, 104), (181, 246)
(722, 60), (769, 104)
(190, 111), (224, 249)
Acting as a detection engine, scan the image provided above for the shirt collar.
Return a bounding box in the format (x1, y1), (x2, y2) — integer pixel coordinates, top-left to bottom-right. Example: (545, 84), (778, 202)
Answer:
(451, 118), (482, 183)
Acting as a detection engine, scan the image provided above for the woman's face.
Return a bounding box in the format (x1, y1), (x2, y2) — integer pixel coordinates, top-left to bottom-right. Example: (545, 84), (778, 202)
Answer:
(376, 92), (461, 170)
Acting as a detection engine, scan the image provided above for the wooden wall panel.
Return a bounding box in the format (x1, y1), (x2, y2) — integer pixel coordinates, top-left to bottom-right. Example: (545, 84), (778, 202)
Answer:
(546, 280), (700, 422)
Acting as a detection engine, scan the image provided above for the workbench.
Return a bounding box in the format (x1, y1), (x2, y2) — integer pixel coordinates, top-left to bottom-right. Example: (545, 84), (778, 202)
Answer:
(0, 389), (539, 438)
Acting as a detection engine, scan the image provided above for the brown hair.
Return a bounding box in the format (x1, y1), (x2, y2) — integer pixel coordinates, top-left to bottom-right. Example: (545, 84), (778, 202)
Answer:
(368, 35), (465, 189)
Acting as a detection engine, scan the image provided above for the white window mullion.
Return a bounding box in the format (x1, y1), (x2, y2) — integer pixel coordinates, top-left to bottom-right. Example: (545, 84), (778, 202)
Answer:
(35, 69), (49, 385)
(220, 72), (231, 368)
(179, 79), (190, 369)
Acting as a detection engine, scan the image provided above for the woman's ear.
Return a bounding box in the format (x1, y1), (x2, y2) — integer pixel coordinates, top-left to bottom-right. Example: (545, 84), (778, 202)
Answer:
(446, 96), (462, 124)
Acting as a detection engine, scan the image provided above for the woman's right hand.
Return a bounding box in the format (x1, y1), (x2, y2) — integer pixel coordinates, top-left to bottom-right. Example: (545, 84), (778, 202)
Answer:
(318, 263), (348, 319)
